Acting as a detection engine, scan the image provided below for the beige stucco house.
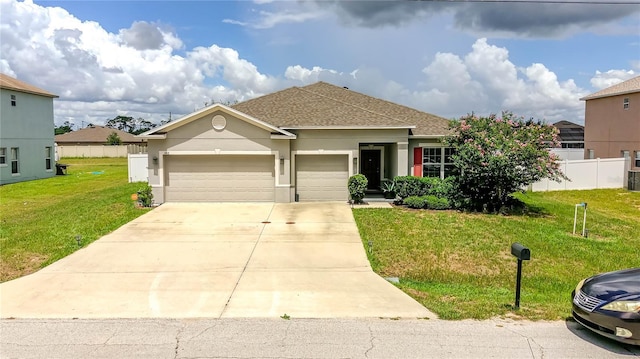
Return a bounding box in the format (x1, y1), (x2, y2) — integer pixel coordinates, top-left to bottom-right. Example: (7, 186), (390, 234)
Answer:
(139, 82), (451, 203)
(581, 76), (640, 169)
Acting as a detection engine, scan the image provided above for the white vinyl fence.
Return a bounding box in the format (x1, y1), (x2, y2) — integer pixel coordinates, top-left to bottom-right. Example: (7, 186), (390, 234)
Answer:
(128, 154), (149, 183)
(58, 144), (147, 158)
(550, 148), (585, 161)
(531, 158), (629, 192)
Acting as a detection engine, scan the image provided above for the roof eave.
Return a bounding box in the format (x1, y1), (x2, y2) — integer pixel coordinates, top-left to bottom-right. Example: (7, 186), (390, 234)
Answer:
(280, 125), (416, 130)
(580, 89), (640, 101)
(136, 134), (166, 140)
(409, 134), (447, 139)
(140, 103), (295, 138)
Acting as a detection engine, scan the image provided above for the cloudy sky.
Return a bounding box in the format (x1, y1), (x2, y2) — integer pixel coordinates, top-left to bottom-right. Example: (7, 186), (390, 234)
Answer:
(1, 0), (639, 128)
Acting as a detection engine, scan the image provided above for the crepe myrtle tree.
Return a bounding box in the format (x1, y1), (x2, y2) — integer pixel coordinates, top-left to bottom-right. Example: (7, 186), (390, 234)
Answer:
(444, 112), (567, 212)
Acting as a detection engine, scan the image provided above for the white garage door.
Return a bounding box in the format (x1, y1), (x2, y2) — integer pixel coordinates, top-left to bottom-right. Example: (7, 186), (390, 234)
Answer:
(165, 155), (275, 202)
(296, 155), (349, 201)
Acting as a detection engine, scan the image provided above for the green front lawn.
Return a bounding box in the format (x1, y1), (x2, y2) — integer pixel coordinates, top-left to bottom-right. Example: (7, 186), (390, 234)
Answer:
(0, 158), (150, 282)
(353, 189), (640, 320)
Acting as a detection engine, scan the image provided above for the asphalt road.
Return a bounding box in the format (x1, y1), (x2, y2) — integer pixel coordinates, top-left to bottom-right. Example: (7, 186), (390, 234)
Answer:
(2, 317), (638, 358)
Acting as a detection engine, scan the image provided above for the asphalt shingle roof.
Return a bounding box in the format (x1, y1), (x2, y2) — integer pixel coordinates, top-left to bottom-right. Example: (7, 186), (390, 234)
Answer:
(553, 121), (584, 142)
(580, 75), (640, 101)
(55, 126), (143, 144)
(0, 73), (58, 98)
(233, 82), (451, 136)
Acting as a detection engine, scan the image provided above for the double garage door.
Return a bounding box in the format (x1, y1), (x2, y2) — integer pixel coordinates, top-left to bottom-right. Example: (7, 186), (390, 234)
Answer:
(164, 154), (349, 202)
(165, 155), (275, 202)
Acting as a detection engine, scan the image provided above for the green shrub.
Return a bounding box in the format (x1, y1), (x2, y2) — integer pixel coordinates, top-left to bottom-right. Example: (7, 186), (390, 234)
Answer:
(394, 176), (456, 204)
(348, 174), (368, 203)
(404, 195), (428, 209)
(404, 195), (451, 210)
(394, 176), (424, 199)
(424, 195), (451, 210)
(137, 183), (154, 207)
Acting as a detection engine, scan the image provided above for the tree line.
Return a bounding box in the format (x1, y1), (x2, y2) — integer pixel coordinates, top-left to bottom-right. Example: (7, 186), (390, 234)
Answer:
(54, 116), (171, 135)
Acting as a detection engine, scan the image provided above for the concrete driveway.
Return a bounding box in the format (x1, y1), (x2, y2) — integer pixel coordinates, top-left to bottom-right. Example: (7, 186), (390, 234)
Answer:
(0, 202), (434, 319)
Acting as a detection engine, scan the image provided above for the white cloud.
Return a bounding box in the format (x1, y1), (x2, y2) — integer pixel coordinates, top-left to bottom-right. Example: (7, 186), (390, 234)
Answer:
(0, 0), (281, 127)
(284, 65), (338, 82)
(1, 1), (634, 129)
(222, 1), (327, 30)
(590, 69), (637, 89)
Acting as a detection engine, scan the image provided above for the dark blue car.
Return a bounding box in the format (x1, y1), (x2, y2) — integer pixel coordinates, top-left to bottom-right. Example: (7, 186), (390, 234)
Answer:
(572, 268), (640, 345)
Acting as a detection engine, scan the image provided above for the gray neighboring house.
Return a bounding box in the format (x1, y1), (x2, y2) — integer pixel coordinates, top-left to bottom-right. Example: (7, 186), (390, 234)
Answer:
(139, 82), (451, 203)
(0, 73), (58, 185)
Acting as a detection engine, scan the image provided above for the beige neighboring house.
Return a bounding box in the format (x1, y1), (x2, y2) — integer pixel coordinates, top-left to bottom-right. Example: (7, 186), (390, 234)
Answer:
(581, 76), (640, 169)
(55, 125), (145, 145)
(139, 82), (452, 203)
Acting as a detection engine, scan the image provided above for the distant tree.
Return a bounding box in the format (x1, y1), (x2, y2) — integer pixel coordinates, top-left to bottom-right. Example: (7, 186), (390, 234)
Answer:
(54, 121), (75, 135)
(106, 132), (122, 145)
(106, 115), (153, 134)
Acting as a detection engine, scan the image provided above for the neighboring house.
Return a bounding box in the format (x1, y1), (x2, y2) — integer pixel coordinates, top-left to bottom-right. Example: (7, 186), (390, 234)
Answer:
(553, 121), (584, 148)
(550, 120), (585, 161)
(0, 73), (58, 185)
(55, 125), (145, 146)
(139, 82), (452, 203)
(581, 76), (640, 169)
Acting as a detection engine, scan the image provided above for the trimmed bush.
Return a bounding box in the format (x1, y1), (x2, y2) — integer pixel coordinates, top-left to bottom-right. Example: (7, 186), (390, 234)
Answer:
(394, 176), (424, 199)
(404, 195), (428, 209)
(348, 174), (368, 203)
(404, 195), (451, 210)
(425, 195), (451, 210)
(394, 175), (456, 204)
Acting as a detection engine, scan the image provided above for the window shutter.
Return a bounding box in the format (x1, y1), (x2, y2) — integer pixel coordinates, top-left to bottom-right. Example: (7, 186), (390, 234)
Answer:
(413, 147), (422, 177)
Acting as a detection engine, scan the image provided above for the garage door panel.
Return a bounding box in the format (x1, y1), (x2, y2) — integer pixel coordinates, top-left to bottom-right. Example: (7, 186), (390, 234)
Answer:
(296, 155), (348, 202)
(165, 155), (274, 202)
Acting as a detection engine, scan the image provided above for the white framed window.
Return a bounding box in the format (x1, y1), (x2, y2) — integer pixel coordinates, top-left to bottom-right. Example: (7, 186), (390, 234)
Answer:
(10, 147), (19, 174)
(10, 94), (16, 107)
(45, 146), (52, 170)
(0, 147), (6, 166)
(623, 97), (629, 110)
(423, 147), (454, 179)
(635, 151), (640, 168)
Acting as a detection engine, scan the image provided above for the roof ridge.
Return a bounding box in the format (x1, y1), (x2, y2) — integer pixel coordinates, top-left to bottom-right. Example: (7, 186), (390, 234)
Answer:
(298, 83), (415, 127)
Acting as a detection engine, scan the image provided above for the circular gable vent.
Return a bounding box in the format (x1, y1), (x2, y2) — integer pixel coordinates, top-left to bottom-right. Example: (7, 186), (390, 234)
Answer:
(211, 115), (227, 131)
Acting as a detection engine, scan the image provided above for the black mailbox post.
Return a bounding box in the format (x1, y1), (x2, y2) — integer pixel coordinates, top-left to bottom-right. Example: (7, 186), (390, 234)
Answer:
(511, 243), (531, 309)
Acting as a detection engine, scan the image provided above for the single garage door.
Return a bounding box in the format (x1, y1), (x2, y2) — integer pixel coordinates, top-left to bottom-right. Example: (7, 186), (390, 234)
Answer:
(165, 155), (275, 202)
(296, 154), (349, 201)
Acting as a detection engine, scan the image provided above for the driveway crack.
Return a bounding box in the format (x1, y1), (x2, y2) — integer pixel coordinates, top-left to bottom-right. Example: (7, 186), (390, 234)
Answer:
(219, 204), (276, 318)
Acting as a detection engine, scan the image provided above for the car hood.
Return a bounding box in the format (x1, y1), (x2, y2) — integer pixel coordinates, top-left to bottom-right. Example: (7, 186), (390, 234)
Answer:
(582, 268), (640, 301)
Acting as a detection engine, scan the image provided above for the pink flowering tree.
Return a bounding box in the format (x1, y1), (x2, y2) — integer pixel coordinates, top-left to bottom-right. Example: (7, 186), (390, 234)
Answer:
(445, 112), (567, 212)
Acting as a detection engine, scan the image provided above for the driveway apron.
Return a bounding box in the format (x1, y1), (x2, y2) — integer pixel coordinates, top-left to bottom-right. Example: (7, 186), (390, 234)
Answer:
(0, 202), (434, 319)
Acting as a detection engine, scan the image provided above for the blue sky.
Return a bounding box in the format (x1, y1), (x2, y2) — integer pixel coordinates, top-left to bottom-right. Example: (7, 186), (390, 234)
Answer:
(1, 0), (639, 127)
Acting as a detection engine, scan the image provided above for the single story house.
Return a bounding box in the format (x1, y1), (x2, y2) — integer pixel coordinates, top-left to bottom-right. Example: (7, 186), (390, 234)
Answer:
(139, 82), (451, 203)
(55, 125), (146, 146)
(0, 73), (58, 185)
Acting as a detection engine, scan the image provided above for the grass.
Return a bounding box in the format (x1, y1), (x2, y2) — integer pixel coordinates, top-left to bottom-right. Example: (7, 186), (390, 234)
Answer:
(353, 189), (640, 321)
(0, 157), (151, 282)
